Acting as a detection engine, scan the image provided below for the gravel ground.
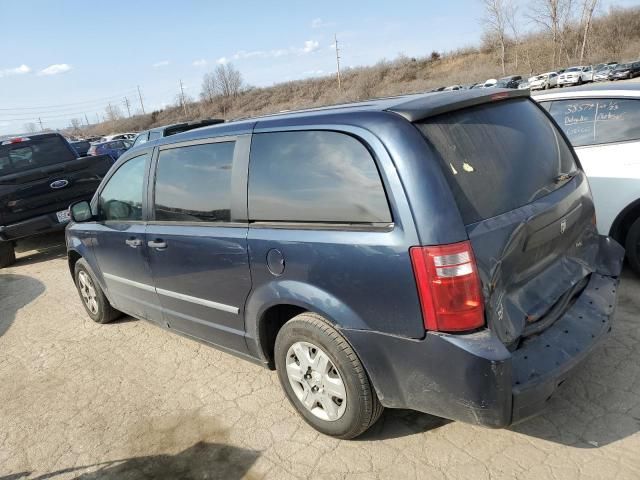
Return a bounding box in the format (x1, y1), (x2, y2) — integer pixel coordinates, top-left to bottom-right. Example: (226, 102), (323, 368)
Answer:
(1, 232), (639, 480)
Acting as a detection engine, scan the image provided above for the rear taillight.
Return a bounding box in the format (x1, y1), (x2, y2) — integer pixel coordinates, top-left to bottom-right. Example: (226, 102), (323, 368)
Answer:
(410, 241), (485, 332)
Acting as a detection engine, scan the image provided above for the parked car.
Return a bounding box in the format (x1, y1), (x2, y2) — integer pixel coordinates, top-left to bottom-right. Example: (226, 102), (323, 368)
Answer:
(87, 139), (131, 160)
(0, 133), (113, 267)
(535, 83), (640, 272)
(67, 88), (623, 439)
(482, 78), (497, 88)
(495, 75), (523, 89)
(594, 67), (614, 82)
(557, 66), (594, 87)
(70, 140), (91, 156)
(131, 119), (224, 148)
(527, 72), (558, 90)
(100, 133), (137, 142)
(444, 85), (462, 91)
(608, 62), (640, 80)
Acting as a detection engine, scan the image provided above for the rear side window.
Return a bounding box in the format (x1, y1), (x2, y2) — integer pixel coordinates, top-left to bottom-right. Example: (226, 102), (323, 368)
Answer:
(0, 136), (76, 175)
(416, 99), (577, 225)
(154, 141), (235, 222)
(248, 131), (391, 223)
(546, 98), (640, 147)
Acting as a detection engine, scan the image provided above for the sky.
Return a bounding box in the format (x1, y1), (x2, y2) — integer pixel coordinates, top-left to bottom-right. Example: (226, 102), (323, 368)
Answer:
(0, 0), (635, 135)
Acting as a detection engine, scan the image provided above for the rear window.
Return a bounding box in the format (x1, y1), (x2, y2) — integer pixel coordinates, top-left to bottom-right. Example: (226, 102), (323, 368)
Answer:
(546, 98), (640, 147)
(416, 99), (577, 224)
(0, 135), (76, 175)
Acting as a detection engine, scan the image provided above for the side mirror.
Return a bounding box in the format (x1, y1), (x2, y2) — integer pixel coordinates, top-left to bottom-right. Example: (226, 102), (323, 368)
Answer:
(70, 200), (93, 222)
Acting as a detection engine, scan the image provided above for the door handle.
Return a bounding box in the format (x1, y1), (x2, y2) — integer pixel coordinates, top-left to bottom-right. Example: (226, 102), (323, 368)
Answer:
(125, 237), (142, 248)
(148, 239), (167, 250)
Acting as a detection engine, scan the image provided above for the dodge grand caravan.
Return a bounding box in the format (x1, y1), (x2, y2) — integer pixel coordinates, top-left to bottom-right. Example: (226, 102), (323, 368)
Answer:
(66, 89), (624, 439)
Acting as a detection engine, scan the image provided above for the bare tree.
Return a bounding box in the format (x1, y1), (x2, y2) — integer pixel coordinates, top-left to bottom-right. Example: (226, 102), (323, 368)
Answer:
(579, 0), (598, 63)
(70, 118), (82, 132)
(23, 122), (38, 133)
(483, 0), (510, 75)
(505, 1), (521, 69)
(214, 63), (243, 98)
(105, 104), (122, 122)
(528, 0), (575, 68)
(200, 71), (217, 104)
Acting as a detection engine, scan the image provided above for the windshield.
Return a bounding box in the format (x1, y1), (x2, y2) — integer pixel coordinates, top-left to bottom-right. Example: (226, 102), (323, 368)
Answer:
(0, 136), (76, 176)
(615, 64), (630, 70)
(416, 99), (577, 224)
(566, 67), (581, 72)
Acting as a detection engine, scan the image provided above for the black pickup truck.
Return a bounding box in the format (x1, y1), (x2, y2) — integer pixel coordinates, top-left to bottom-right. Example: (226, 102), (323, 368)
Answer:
(0, 133), (113, 267)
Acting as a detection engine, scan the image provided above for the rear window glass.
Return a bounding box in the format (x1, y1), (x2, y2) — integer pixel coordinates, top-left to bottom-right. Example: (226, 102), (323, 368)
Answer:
(0, 136), (76, 175)
(248, 131), (391, 224)
(546, 98), (640, 147)
(416, 99), (577, 225)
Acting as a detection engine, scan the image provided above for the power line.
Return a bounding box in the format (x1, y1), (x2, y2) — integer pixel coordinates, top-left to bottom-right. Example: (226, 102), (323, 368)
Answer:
(0, 89), (139, 111)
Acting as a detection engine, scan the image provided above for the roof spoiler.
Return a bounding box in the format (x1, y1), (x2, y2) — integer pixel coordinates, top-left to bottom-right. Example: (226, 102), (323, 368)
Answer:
(387, 88), (530, 122)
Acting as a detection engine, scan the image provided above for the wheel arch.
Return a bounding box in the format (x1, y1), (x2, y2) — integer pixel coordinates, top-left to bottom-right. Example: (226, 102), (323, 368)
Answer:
(244, 280), (368, 368)
(608, 197), (640, 247)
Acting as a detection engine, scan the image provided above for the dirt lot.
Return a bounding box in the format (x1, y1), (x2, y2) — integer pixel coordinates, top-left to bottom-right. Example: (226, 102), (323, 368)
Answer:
(1, 232), (639, 480)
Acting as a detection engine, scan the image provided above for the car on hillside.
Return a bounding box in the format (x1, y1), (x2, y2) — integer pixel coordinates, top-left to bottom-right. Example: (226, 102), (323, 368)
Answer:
(608, 62), (640, 80)
(130, 119), (225, 149)
(0, 133), (113, 267)
(495, 75), (523, 89)
(527, 72), (558, 90)
(594, 66), (615, 82)
(557, 66), (594, 87)
(535, 84), (640, 273)
(482, 78), (497, 88)
(87, 139), (131, 160)
(100, 133), (137, 142)
(66, 88), (623, 439)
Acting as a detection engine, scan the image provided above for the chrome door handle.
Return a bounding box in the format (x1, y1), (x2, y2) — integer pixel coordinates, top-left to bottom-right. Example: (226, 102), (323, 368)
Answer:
(148, 239), (167, 250)
(125, 238), (142, 248)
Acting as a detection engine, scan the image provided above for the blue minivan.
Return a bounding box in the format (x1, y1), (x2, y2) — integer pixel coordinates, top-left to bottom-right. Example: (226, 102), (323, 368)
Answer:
(66, 89), (624, 439)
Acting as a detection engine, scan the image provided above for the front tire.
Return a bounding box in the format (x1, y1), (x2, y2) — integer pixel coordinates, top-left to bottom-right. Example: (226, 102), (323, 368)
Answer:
(275, 313), (383, 439)
(74, 258), (121, 324)
(0, 241), (16, 268)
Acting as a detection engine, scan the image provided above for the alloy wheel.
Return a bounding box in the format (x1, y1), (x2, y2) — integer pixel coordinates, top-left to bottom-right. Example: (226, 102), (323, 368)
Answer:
(78, 271), (99, 315)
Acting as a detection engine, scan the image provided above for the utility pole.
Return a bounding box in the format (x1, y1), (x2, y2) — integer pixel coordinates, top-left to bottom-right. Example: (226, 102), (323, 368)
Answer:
(123, 97), (131, 118)
(179, 79), (189, 117)
(108, 102), (113, 121)
(84, 113), (90, 126)
(38, 117), (44, 131)
(96, 113), (100, 124)
(334, 33), (342, 90)
(137, 85), (146, 115)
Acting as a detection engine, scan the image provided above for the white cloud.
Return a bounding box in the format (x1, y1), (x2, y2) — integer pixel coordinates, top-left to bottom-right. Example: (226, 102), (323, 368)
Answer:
(37, 64), (71, 76)
(311, 18), (335, 29)
(152, 60), (170, 68)
(302, 40), (319, 53)
(217, 56), (230, 65)
(192, 59), (207, 67)
(0, 64), (31, 77)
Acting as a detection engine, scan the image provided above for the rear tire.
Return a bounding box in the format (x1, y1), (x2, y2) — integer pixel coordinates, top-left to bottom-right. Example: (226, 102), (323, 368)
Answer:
(275, 312), (383, 439)
(0, 241), (16, 268)
(74, 258), (121, 324)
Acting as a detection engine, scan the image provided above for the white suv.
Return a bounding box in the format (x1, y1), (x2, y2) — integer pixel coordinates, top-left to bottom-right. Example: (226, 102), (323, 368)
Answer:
(557, 66), (594, 87)
(535, 84), (640, 272)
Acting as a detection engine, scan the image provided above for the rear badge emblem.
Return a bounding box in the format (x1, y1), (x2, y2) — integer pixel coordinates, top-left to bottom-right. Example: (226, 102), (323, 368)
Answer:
(560, 218), (567, 234)
(50, 179), (69, 189)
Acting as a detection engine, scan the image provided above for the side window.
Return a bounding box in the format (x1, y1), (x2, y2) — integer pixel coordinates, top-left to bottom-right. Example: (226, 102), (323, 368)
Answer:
(99, 154), (148, 221)
(149, 130), (162, 141)
(548, 98), (640, 147)
(248, 131), (391, 223)
(154, 141), (235, 222)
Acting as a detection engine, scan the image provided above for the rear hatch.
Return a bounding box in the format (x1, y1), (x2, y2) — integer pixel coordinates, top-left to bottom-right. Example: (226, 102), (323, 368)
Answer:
(415, 97), (603, 347)
(0, 134), (113, 225)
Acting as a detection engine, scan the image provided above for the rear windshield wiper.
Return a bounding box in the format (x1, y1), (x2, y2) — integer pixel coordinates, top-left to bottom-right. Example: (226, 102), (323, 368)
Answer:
(554, 171), (578, 183)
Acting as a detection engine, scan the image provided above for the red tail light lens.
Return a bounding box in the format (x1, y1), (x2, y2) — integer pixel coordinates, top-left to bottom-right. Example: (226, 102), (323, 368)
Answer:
(410, 241), (485, 332)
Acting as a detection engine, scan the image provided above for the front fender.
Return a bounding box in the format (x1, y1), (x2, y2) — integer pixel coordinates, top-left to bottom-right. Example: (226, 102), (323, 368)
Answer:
(243, 279), (368, 361)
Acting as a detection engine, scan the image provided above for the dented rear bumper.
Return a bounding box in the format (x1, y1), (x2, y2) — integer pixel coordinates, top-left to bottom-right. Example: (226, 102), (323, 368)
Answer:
(342, 238), (624, 427)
